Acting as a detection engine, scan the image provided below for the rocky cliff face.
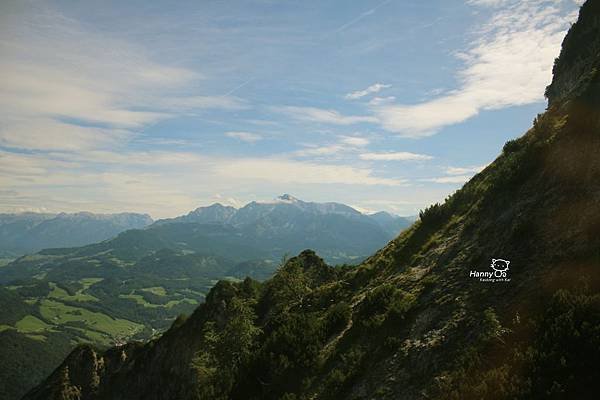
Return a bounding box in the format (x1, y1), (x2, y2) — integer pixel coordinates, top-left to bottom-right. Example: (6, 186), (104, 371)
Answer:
(23, 1), (600, 399)
(546, 0), (600, 105)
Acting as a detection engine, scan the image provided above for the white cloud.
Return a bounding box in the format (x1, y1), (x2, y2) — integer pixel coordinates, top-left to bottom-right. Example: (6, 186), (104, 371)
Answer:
(0, 151), (78, 179)
(293, 145), (346, 157)
(0, 3), (240, 155)
(359, 152), (433, 161)
(1, 65), (167, 128)
(445, 164), (487, 175)
(423, 163), (487, 184)
(374, 96), (478, 138)
(225, 131), (263, 143)
(368, 96), (396, 106)
(273, 106), (377, 125)
(466, 0), (509, 6)
(219, 158), (403, 186)
(340, 136), (370, 147)
(0, 119), (132, 151)
(293, 135), (370, 157)
(345, 83), (391, 100)
(372, 0), (578, 137)
(425, 175), (473, 184)
(0, 149), (404, 218)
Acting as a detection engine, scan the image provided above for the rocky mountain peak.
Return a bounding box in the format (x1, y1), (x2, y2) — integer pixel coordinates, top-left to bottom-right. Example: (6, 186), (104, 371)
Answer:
(545, 0), (600, 105)
(277, 194), (300, 203)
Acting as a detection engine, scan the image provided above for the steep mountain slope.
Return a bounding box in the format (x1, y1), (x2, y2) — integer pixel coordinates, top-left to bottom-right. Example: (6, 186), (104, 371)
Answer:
(0, 212), (153, 257)
(368, 211), (413, 237)
(22, 2), (600, 399)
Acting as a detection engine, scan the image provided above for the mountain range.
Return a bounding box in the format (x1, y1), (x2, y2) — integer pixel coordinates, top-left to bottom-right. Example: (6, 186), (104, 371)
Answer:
(0, 212), (153, 258)
(0, 197), (411, 400)
(22, 1), (600, 399)
(0, 196), (411, 263)
(154, 195), (412, 262)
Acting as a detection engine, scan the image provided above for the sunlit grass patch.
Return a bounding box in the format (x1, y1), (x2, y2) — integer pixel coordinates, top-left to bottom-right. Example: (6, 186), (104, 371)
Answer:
(119, 293), (160, 308)
(39, 299), (143, 337)
(79, 277), (104, 288)
(48, 282), (99, 302)
(15, 315), (52, 333)
(25, 334), (47, 342)
(141, 286), (167, 296)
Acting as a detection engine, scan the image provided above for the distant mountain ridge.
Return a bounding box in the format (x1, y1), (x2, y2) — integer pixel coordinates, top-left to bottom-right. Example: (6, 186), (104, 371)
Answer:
(151, 195), (412, 262)
(0, 198), (410, 261)
(155, 195), (412, 240)
(0, 212), (153, 257)
(155, 203), (237, 225)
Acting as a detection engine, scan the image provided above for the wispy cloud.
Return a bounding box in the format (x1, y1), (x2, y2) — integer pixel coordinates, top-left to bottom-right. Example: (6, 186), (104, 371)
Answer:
(425, 175), (473, 184)
(340, 136), (370, 147)
(466, 0), (509, 6)
(368, 96), (396, 106)
(219, 158), (404, 186)
(372, 0), (577, 137)
(293, 145), (345, 157)
(273, 106), (377, 125)
(156, 96), (247, 112)
(1, 147), (404, 217)
(0, 119), (131, 151)
(223, 78), (255, 96)
(334, 0), (391, 33)
(0, 3), (239, 153)
(225, 131), (263, 143)
(0, 151), (79, 179)
(359, 152), (433, 161)
(424, 163), (487, 184)
(293, 135), (369, 158)
(444, 164), (487, 175)
(345, 83), (391, 100)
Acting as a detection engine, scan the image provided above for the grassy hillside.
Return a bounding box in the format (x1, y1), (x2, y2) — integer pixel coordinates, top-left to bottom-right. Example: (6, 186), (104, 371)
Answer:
(0, 244), (277, 400)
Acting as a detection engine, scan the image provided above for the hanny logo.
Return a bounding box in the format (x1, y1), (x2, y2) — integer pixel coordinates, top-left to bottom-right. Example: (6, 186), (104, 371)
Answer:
(469, 258), (511, 282)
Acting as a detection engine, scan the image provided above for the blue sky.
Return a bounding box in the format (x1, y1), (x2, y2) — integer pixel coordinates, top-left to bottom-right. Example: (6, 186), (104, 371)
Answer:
(0, 0), (583, 218)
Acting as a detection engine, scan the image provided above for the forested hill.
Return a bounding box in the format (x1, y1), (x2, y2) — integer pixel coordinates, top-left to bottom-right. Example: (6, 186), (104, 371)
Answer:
(25, 1), (600, 399)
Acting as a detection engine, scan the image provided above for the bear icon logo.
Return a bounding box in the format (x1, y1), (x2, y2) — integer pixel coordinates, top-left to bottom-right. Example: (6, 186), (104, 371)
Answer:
(490, 258), (510, 278)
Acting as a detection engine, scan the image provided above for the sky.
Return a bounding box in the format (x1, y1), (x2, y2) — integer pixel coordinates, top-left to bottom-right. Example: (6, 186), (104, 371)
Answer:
(0, 0), (584, 218)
